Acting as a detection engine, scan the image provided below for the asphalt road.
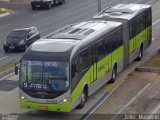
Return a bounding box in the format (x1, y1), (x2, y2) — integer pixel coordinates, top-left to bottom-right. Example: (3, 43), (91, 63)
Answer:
(0, 0), (150, 68)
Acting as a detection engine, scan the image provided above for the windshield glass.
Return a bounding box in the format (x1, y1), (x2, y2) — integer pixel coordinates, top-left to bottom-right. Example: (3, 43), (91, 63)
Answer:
(8, 30), (27, 38)
(20, 60), (69, 91)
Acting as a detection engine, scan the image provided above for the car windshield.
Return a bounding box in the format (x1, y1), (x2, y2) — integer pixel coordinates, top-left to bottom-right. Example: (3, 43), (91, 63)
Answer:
(19, 60), (69, 92)
(8, 30), (27, 38)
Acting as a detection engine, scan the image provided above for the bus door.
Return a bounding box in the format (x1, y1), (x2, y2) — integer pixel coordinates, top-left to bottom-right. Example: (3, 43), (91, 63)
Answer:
(90, 45), (97, 83)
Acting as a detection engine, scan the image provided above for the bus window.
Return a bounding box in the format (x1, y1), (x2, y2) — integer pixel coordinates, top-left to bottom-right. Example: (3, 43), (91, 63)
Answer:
(97, 41), (105, 60)
(116, 28), (123, 47)
(109, 32), (117, 51)
(79, 49), (90, 72)
(71, 57), (79, 79)
(104, 37), (109, 55)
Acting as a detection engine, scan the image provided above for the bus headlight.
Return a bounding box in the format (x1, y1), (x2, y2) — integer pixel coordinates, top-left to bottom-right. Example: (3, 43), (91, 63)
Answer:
(21, 96), (28, 102)
(59, 98), (69, 104)
(63, 99), (68, 103)
(21, 96), (25, 100)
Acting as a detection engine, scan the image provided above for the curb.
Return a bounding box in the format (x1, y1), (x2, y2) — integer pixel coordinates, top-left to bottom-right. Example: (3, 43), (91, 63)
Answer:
(136, 67), (160, 73)
(136, 49), (160, 73)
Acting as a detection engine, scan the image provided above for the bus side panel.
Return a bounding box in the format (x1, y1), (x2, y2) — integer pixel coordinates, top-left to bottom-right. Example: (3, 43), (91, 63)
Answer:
(97, 56), (109, 80)
(70, 68), (91, 109)
(111, 46), (124, 73)
(129, 27), (151, 63)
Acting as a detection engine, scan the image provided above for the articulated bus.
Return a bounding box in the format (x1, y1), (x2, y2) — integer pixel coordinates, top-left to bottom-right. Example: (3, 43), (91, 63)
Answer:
(16, 4), (152, 112)
(93, 4), (152, 65)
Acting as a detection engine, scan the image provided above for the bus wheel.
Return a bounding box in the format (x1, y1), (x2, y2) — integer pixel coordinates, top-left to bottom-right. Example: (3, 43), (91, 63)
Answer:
(108, 66), (117, 83)
(136, 46), (143, 61)
(78, 89), (87, 108)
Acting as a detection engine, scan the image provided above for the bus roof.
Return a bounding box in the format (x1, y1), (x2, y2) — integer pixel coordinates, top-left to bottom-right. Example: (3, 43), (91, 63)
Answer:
(31, 38), (79, 52)
(92, 4), (151, 20)
(30, 20), (122, 53)
(23, 20), (122, 61)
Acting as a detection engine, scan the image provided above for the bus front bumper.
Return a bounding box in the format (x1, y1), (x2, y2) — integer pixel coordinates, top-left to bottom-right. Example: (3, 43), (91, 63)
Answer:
(19, 98), (72, 112)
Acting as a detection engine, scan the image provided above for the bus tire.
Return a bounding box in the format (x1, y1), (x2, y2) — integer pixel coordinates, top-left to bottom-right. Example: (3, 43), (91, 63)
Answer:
(136, 45), (143, 61)
(78, 88), (87, 108)
(108, 65), (117, 83)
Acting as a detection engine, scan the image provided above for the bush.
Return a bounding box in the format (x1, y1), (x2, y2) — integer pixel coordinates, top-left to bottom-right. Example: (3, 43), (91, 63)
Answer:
(0, 8), (13, 14)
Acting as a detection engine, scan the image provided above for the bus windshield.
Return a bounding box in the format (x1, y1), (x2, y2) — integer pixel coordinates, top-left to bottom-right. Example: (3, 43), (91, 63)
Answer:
(20, 60), (69, 91)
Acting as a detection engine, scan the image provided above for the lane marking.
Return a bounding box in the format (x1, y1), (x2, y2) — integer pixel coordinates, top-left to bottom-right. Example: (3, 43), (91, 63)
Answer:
(33, 12), (43, 17)
(80, 79), (125, 120)
(111, 83), (151, 120)
(151, 103), (160, 114)
(153, 18), (160, 26)
(0, 24), (10, 29)
(0, 56), (8, 61)
(0, 72), (14, 81)
(0, 87), (18, 100)
(153, 9), (160, 15)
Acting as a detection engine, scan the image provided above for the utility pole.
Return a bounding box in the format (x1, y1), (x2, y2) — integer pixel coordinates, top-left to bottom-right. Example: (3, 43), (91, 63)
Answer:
(98, 0), (101, 13)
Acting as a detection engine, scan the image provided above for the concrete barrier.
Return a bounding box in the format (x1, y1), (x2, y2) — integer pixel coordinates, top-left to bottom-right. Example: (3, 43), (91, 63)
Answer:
(136, 67), (160, 73)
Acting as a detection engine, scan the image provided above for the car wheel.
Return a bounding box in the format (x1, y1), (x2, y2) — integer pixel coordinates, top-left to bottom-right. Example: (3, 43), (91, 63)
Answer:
(32, 5), (36, 10)
(47, 3), (51, 9)
(59, 0), (65, 5)
(4, 48), (9, 53)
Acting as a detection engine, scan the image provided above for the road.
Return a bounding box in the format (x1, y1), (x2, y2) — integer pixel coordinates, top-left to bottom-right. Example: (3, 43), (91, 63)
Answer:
(0, 0), (151, 68)
(0, 0), (160, 120)
(86, 0), (160, 119)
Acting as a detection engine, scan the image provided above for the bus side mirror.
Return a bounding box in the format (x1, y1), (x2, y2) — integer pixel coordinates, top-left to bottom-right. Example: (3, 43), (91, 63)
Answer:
(15, 64), (18, 75)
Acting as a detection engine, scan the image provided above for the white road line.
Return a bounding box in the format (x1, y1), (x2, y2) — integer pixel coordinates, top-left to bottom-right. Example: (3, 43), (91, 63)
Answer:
(0, 56), (8, 61)
(0, 72), (14, 81)
(0, 87), (18, 100)
(111, 83), (151, 120)
(151, 103), (160, 114)
(33, 12), (43, 17)
(152, 38), (155, 41)
(82, 86), (118, 120)
(0, 24), (10, 29)
(153, 9), (160, 15)
(153, 18), (160, 26)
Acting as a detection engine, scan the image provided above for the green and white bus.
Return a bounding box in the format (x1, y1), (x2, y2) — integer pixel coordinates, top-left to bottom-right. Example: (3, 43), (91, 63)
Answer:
(93, 4), (152, 64)
(16, 4), (152, 112)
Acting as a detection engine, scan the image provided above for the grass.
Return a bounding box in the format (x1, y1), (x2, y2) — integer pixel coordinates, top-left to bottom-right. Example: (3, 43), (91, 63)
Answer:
(141, 53), (160, 68)
(0, 8), (13, 14)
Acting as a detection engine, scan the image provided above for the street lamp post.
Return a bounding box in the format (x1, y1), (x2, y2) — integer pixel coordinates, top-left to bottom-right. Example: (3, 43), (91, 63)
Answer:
(98, 0), (101, 12)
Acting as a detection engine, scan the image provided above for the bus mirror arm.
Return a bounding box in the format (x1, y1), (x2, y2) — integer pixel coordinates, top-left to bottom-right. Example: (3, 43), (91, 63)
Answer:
(15, 64), (18, 75)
